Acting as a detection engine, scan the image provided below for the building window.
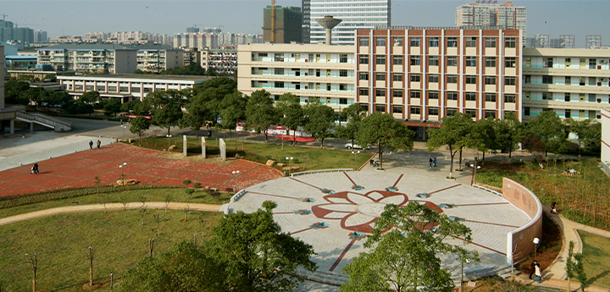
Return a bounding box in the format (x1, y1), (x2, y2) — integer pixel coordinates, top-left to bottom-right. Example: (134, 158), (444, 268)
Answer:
(339, 98), (348, 105)
(465, 92), (476, 101)
(485, 110), (496, 118)
(447, 75), (458, 84)
(392, 74), (403, 82)
(274, 54), (284, 62)
(359, 88), (369, 95)
(447, 37), (458, 47)
(428, 74), (439, 83)
(359, 38), (369, 46)
(393, 37), (404, 46)
(524, 107), (530, 116)
(359, 55), (369, 65)
(542, 75), (553, 84)
(448, 91), (458, 100)
(393, 89), (403, 98)
(465, 109), (477, 117)
(429, 37), (439, 47)
(466, 75), (477, 84)
(428, 107), (439, 116)
(376, 73), (386, 81)
(340, 54), (348, 63)
(376, 104), (386, 112)
(543, 57), (553, 68)
(565, 76), (571, 85)
(410, 74), (421, 82)
(466, 56), (476, 66)
(410, 90), (421, 98)
(589, 58), (597, 68)
(505, 94), (516, 103)
(485, 93), (496, 102)
(359, 72), (369, 80)
(410, 106), (421, 115)
(428, 56), (439, 66)
(410, 56), (421, 65)
(542, 92), (552, 100)
(485, 57), (496, 67)
(393, 105), (403, 113)
(447, 108), (457, 116)
(376, 37), (386, 46)
(589, 94), (596, 102)
(410, 37), (420, 47)
(466, 37), (477, 47)
(447, 56), (458, 66)
(428, 91), (439, 99)
(505, 38), (516, 48)
(485, 76), (496, 85)
(376, 89), (385, 96)
(258, 53), (268, 57)
(485, 38), (497, 48)
(565, 109), (571, 118)
(340, 84), (348, 91)
(505, 57), (516, 68)
(376, 55), (386, 65)
(339, 70), (348, 77)
(505, 76), (516, 86)
(564, 93), (570, 102)
(274, 81), (284, 88)
(274, 68), (284, 75)
(393, 56), (403, 65)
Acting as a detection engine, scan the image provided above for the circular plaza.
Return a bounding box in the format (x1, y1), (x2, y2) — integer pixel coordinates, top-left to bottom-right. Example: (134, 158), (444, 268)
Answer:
(225, 168), (534, 290)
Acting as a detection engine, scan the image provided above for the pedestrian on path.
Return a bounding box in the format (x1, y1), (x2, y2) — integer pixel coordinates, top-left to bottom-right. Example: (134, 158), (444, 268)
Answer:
(429, 157), (433, 167)
(89, 140), (93, 149)
(96, 140), (101, 149)
(533, 263), (542, 283)
(433, 157), (437, 167)
(529, 260), (538, 279)
(30, 163), (39, 175)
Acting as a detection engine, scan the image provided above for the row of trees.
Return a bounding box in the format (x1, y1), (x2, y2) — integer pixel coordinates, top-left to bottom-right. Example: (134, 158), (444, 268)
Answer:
(133, 63), (221, 76)
(117, 202), (316, 291)
(427, 111), (602, 177)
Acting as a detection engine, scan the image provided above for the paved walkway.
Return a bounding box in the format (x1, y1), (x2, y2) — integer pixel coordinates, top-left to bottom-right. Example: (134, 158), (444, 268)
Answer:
(0, 202), (222, 226)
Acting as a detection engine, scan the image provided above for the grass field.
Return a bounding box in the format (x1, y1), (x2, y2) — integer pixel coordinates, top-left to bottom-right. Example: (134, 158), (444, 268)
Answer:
(0, 209), (221, 291)
(578, 231), (610, 288)
(130, 136), (375, 172)
(475, 159), (610, 230)
(0, 188), (230, 219)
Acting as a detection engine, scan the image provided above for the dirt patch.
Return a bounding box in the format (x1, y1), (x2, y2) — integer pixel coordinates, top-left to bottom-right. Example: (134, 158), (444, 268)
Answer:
(516, 213), (562, 274)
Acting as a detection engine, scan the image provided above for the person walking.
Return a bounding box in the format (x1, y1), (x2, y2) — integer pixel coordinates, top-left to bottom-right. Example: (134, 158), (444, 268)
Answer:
(89, 140), (93, 149)
(433, 157), (437, 167)
(31, 163), (39, 175)
(96, 140), (101, 149)
(533, 263), (542, 283)
(429, 157), (433, 167)
(528, 260), (538, 279)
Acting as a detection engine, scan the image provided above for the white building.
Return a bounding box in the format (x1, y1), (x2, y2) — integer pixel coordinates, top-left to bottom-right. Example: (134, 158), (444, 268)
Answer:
(456, 2), (526, 40)
(0, 45), (4, 110)
(522, 48), (610, 121)
(37, 44), (138, 73)
(135, 45), (183, 72)
(303, 0), (391, 45)
(237, 43), (356, 110)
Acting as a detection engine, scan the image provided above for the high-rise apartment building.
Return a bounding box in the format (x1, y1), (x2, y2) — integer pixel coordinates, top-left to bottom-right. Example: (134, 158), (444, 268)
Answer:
(263, 5), (303, 43)
(303, 0), (391, 46)
(355, 27), (522, 138)
(456, 2), (526, 39)
(522, 48), (610, 122)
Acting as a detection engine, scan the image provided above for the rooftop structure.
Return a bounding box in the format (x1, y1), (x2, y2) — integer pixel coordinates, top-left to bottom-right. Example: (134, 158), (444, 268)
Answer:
(263, 5), (303, 43)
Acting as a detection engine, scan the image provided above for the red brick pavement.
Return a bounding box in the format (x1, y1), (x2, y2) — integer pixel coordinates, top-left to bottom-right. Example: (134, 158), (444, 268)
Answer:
(0, 143), (283, 197)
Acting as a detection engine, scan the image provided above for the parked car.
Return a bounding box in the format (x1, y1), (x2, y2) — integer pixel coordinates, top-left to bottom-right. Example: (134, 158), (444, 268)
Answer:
(344, 142), (370, 150)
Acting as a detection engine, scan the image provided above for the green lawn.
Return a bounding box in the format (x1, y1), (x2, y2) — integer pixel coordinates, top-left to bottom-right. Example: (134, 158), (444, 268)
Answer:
(0, 209), (222, 291)
(0, 188), (230, 219)
(578, 231), (610, 289)
(130, 136), (375, 172)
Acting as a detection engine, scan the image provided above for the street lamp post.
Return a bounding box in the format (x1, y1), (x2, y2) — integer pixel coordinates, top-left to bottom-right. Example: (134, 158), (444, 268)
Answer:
(285, 157), (293, 175)
(352, 150), (360, 171)
(533, 237), (540, 260)
(121, 125), (127, 141)
(25, 253), (37, 292)
(119, 162), (127, 183)
(87, 246), (94, 286)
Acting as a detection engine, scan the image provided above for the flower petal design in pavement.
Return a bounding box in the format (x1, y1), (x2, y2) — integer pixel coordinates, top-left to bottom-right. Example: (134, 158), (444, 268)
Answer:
(311, 190), (409, 233)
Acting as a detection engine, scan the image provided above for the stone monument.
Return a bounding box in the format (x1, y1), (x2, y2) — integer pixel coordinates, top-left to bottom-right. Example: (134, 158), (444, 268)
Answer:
(201, 137), (206, 159)
(183, 135), (187, 157)
(219, 138), (227, 161)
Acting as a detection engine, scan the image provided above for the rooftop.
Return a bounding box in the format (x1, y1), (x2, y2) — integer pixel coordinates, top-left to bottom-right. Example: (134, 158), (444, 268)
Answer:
(37, 43), (181, 51)
(57, 74), (215, 82)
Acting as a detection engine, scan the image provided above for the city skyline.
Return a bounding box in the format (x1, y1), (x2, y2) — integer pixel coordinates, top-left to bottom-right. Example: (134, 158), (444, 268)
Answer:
(2, 0), (610, 46)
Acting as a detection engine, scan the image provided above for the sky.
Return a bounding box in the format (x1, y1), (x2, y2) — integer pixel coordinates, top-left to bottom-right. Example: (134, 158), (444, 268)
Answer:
(2, 0), (609, 46)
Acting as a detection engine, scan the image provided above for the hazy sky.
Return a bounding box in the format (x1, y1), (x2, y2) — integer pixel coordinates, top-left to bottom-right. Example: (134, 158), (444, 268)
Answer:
(2, 0), (609, 46)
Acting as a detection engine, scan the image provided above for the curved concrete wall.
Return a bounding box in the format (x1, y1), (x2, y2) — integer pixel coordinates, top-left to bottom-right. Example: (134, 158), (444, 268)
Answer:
(503, 178), (543, 264)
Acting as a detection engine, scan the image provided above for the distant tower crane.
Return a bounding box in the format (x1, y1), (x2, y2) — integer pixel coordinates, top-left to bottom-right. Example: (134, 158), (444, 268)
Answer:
(271, 0), (276, 43)
(1, 14), (8, 21)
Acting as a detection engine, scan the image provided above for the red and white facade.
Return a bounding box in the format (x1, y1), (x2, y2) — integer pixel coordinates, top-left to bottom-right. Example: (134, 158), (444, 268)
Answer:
(355, 27), (522, 131)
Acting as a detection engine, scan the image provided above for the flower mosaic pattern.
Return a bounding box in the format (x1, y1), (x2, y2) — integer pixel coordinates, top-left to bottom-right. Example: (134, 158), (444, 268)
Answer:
(311, 190), (410, 233)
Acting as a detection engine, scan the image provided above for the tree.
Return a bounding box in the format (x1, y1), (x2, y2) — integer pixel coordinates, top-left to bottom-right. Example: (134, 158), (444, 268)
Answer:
(206, 203), (317, 291)
(304, 101), (335, 148)
(121, 100), (150, 115)
(342, 202), (477, 292)
(466, 117), (497, 165)
(130, 116), (151, 141)
(583, 122), (601, 152)
(527, 110), (568, 155)
(494, 112), (524, 159)
(276, 93), (305, 145)
(566, 118), (601, 154)
(103, 98), (122, 117)
(219, 91), (247, 139)
(245, 90), (279, 143)
(566, 240), (587, 292)
(180, 95), (208, 137)
(80, 91), (100, 104)
(151, 101), (183, 136)
(426, 113), (473, 178)
(336, 104), (366, 147)
(356, 112), (415, 169)
(116, 241), (226, 292)
(4, 79), (31, 105)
